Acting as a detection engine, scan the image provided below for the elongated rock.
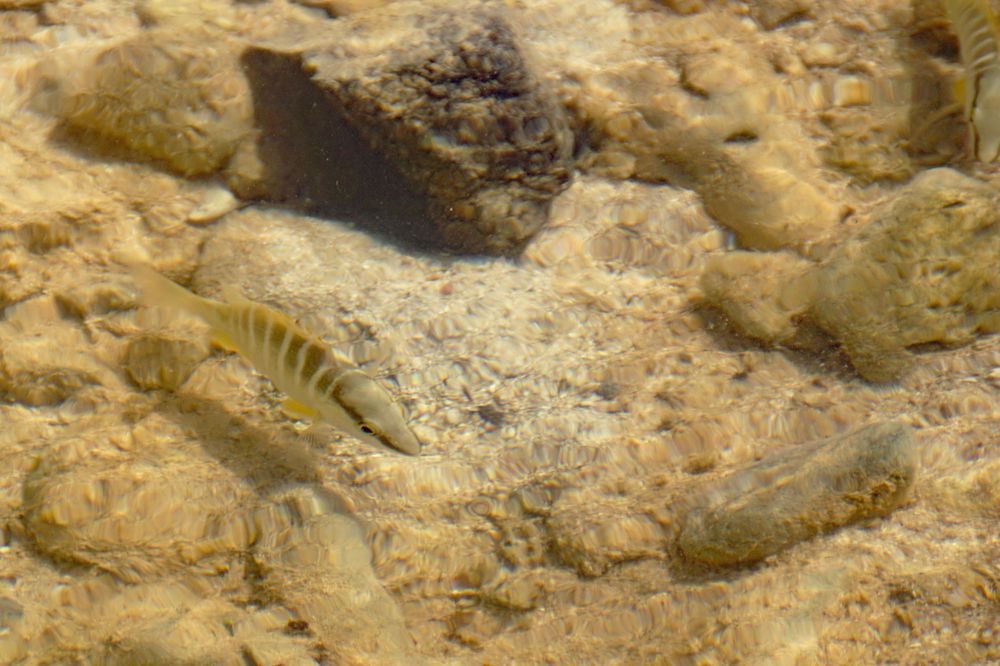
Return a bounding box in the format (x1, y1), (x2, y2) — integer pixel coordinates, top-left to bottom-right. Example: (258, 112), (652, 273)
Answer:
(251, 485), (420, 664)
(678, 422), (916, 566)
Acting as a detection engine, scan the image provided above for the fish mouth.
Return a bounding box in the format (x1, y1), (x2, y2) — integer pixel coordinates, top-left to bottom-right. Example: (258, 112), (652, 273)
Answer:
(381, 431), (421, 456)
(388, 438), (421, 456)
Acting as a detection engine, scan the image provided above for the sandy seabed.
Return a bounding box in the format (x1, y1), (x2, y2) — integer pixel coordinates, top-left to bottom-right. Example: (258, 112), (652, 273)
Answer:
(0, 0), (997, 664)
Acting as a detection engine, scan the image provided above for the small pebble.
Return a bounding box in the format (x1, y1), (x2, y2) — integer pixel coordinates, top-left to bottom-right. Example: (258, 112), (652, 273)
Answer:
(833, 76), (872, 107)
(187, 187), (239, 225)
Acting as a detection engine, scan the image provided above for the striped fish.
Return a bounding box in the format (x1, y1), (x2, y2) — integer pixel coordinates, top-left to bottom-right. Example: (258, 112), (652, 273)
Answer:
(944, 0), (1000, 161)
(127, 263), (421, 455)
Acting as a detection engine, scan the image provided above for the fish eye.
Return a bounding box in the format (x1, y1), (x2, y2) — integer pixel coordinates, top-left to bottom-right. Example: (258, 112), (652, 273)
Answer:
(359, 423), (375, 435)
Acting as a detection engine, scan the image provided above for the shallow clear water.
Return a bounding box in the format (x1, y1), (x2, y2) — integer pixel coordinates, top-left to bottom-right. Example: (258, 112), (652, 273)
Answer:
(0, 0), (997, 664)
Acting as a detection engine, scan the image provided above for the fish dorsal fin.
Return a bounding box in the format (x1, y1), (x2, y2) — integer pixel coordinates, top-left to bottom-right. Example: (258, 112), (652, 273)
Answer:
(222, 285), (330, 349)
(219, 286), (325, 347)
(267, 304), (320, 342)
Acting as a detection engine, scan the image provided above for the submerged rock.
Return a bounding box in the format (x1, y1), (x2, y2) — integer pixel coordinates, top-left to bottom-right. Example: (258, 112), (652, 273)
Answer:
(820, 107), (914, 185)
(36, 0), (573, 254)
(251, 485), (420, 664)
(0, 297), (118, 406)
(701, 168), (1000, 381)
(572, 26), (842, 253)
(678, 422), (917, 567)
(124, 335), (207, 391)
(0, 596), (25, 664)
(808, 168), (1000, 382)
(700, 250), (815, 346)
(547, 490), (664, 577)
(748, 0), (811, 29)
(123, 305), (210, 392)
(244, 0), (574, 254)
(41, 577), (319, 666)
(20, 410), (414, 661)
(49, 29), (255, 180)
(21, 427), (257, 582)
(95, 584), (303, 666)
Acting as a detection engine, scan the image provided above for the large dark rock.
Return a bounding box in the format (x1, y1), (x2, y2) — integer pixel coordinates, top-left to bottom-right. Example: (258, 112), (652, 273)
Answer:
(242, 0), (575, 254)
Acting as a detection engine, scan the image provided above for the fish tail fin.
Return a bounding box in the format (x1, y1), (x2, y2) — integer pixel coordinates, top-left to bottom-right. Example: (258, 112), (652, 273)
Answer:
(126, 262), (217, 323)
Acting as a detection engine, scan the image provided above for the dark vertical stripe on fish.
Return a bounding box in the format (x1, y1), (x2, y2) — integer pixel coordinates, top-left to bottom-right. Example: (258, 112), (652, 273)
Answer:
(239, 304), (253, 350)
(299, 340), (326, 390)
(328, 370), (368, 426)
(286, 333), (306, 385)
(274, 319), (294, 388)
(216, 306), (236, 340)
(252, 307), (273, 374)
(314, 366), (341, 398)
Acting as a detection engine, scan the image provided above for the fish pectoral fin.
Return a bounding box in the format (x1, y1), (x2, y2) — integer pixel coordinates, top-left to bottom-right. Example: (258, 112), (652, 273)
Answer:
(282, 397), (318, 420)
(210, 329), (239, 352)
(296, 420), (337, 446)
(299, 424), (327, 448)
